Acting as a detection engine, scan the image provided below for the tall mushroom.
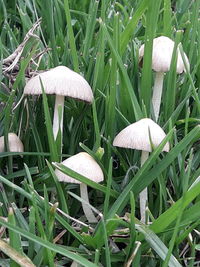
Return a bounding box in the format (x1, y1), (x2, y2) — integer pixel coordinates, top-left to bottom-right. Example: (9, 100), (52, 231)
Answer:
(54, 152), (104, 223)
(24, 66), (94, 140)
(0, 133), (24, 153)
(139, 36), (189, 121)
(113, 118), (169, 223)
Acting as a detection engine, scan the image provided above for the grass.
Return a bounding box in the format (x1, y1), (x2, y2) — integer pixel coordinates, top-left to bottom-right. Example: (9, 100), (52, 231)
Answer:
(1, 0), (200, 266)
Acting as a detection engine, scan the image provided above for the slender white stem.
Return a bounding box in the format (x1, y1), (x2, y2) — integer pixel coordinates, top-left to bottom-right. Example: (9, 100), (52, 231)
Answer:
(80, 183), (97, 223)
(53, 95), (64, 140)
(139, 151), (149, 223)
(152, 72), (164, 121)
(70, 261), (78, 267)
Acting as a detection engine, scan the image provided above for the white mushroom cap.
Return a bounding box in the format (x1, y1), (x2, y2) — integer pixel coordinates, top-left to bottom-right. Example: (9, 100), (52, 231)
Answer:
(55, 152), (104, 184)
(24, 66), (94, 103)
(0, 133), (24, 153)
(139, 36), (189, 73)
(113, 118), (170, 152)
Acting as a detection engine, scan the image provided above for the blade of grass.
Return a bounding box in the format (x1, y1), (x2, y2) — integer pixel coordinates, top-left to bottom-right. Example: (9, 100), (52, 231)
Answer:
(150, 179), (200, 234)
(120, 0), (148, 54)
(63, 0), (79, 72)
(27, 206), (36, 259)
(0, 219), (97, 267)
(102, 218), (111, 267)
(92, 100), (101, 150)
(101, 21), (143, 120)
(105, 12), (119, 140)
(140, 0), (162, 114)
(103, 157), (113, 217)
(82, 0), (99, 61)
(40, 78), (59, 162)
(135, 224), (181, 267)
(164, 31), (183, 120)
(11, 203), (29, 231)
(53, 162), (119, 198)
(163, 0), (172, 37)
(46, 160), (69, 214)
(42, 0), (59, 65)
(0, 239), (35, 267)
(5, 166), (38, 180)
(31, 192), (54, 267)
(125, 192), (136, 261)
(0, 174), (84, 244)
(8, 208), (22, 267)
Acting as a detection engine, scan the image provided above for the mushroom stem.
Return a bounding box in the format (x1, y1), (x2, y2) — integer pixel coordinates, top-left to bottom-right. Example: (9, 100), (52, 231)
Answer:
(53, 95), (64, 140)
(80, 183), (97, 223)
(139, 150), (149, 223)
(152, 72), (164, 121)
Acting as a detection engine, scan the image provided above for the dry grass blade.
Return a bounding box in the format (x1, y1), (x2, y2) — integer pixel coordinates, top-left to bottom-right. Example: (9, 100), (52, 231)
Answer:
(3, 18), (42, 73)
(124, 241), (141, 267)
(38, 193), (94, 232)
(0, 239), (36, 267)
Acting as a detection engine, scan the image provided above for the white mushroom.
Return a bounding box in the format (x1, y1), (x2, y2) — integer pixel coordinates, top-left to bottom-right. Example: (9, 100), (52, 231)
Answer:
(24, 66), (93, 140)
(139, 36), (189, 121)
(55, 152), (104, 223)
(113, 118), (169, 223)
(0, 133), (24, 153)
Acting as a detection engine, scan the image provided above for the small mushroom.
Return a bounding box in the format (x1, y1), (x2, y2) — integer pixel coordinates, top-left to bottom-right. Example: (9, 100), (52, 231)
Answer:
(24, 66), (93, 140)
(0, 133), (24, 153)
(113, 118), (169, 223)
(55, 152), (104, 223)
(139, 36), (189, 121)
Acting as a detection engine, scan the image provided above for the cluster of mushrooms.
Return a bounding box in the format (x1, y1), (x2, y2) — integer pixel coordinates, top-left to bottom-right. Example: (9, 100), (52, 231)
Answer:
(0, 36), (189, 224)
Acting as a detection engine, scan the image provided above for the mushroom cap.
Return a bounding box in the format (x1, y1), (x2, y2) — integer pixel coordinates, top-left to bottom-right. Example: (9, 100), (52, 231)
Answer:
(113, 118), (170, 152)
(139, 36), (189, 73)
(0, 133), (24, 153)
(24, 66), (94, 103)
(55, 152), (104, 184)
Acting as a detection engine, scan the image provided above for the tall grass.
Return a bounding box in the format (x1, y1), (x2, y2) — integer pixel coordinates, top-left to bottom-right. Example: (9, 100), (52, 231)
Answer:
(1, 0), (200, 266)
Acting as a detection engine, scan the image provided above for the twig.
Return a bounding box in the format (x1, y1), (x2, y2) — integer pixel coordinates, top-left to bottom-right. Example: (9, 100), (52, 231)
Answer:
(53, 229), (67, 244)
(124, 241), (141, 267)
(2, 18), (42, 84)
(38, 194), (94, 232)
(3, 18), (42, 69)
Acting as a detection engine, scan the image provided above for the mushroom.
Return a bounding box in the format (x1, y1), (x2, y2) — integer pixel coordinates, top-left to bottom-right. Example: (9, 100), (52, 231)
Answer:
(55, 152), (104, 223)
(139, 36), (189, 121)
(113, 118), (169, 223)
(0, 133), (24, 153)
(24, 66), (94, 140)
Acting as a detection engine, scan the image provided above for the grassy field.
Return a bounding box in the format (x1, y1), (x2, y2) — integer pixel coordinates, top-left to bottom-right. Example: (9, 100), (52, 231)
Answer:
(1, 0), (200, 266)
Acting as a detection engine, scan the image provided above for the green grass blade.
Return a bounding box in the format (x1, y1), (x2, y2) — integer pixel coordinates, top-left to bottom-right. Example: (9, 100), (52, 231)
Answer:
(83, 0), (99, 61)
(120, 0), (148, 54)
(136, 224), (181, 267)
(163, 0), (172, 37)
(8, 208), (22, 267)
(102, 22), (143, 120)
(46, 160), (69, 214)
(150, 180), (200, 234)
(27, 206), (36, 259)
(0, 174), (84, 244)
(102, 218), (111, 267)
(40, 78), (59, 162)
(0, 219), (97, 267)
(103, 157), (113, 217)
(63, 0), (79, 72)
(53, 162), (119, 198)
(140, 0), (162, 114)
